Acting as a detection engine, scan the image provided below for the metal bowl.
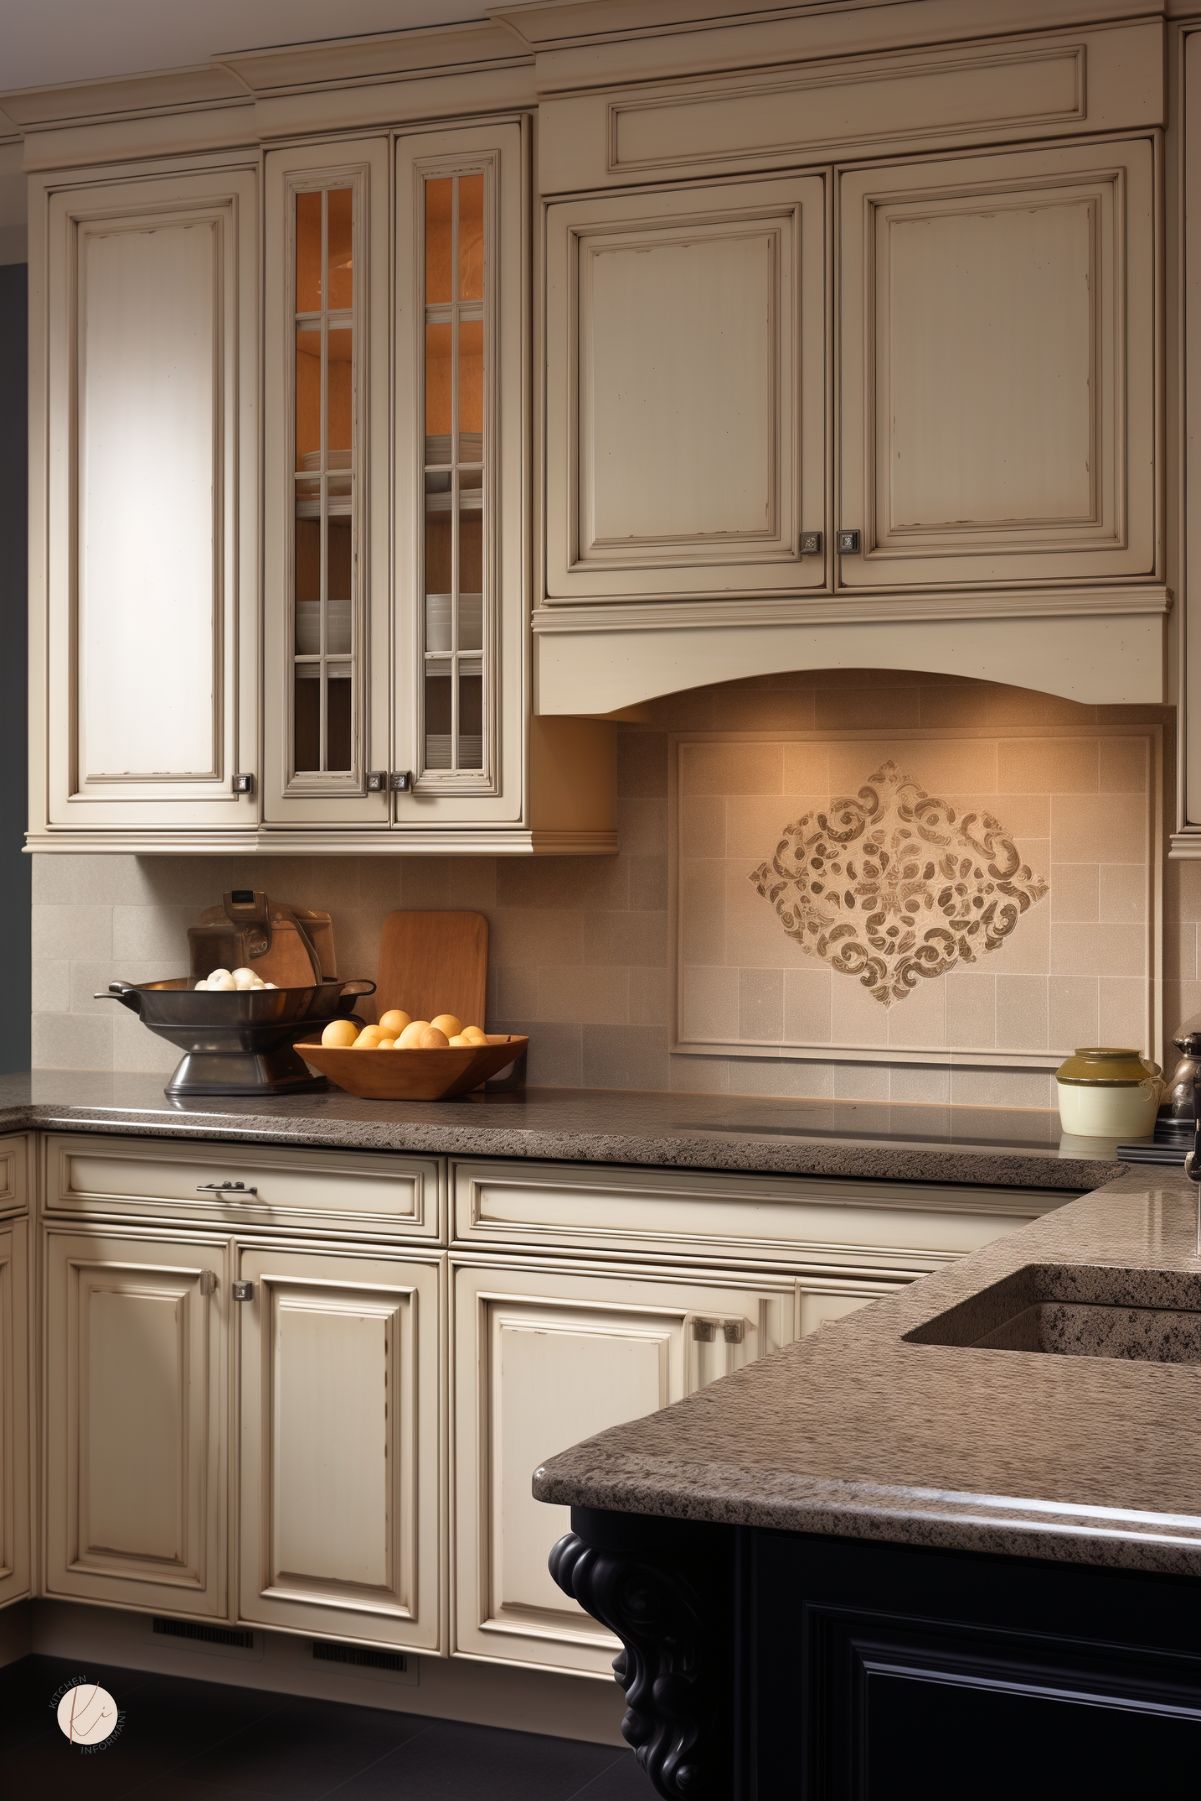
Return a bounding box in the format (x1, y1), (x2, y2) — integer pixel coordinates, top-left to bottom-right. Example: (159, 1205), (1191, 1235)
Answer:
(99, 977), (376, 1097)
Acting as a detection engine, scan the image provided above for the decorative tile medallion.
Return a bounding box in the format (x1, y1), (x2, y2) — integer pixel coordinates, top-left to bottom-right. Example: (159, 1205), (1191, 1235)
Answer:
(749, 760), (1049, 1005)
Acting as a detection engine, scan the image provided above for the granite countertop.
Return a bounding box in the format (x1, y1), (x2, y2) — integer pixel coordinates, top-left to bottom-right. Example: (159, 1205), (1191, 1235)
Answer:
(533, 1167), (1201, 1574)
(0, 1071), (1131, 1189)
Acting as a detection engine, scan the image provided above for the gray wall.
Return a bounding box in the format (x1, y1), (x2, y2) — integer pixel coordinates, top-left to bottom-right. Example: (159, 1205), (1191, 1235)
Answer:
(0, 265), (29, 1073)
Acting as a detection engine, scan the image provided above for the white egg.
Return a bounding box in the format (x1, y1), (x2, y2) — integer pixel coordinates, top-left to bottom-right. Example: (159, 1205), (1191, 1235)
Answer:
(194, 979), (209, 991)
(232, 968), (257, 989)
(210, 972), (236, 992)
(207, 968), (231, 985)
(263, 981), (277, 989)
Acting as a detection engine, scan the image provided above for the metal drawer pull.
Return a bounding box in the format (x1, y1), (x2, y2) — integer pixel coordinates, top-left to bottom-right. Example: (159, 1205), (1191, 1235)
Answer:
(231, 1280), (254, 1302)
(199, 1270), (217, 1297)
(196, 1181), (258, 1197)
(690, 1316), (747, 1344)
(837, 528), (862, 554)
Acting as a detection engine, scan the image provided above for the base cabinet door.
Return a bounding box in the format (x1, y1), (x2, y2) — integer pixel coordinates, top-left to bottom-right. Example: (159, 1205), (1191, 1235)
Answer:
(0, 1218), (30, 1609)
(237, 1245), (442, 1650)
(452, 1257), (798, 1674)
(43, 1228), (228, 1616)
(838, 138), (1155, 591)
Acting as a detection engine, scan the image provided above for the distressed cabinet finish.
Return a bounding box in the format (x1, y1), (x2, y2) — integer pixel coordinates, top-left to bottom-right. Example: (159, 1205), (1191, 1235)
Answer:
(237, 1244), (442, 1649)
(0, 1215), (30, 1610)
(43, 1226), (228, 1616)
(263, 138), (393, 829)
(545, 173), (827, 600)
(36, 167), (259, 833)
(838, 139), (1157, 591)
(29, 1131), (1062, 1676)
(451, 1255), (802, 1674)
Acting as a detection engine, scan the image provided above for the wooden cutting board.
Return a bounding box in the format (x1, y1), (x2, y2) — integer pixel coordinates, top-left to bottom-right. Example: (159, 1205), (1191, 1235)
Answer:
(373, 911), (489, 1030)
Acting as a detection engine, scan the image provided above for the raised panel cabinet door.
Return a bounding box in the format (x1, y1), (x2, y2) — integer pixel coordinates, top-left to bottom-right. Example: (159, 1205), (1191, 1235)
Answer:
(394, 122), (526, 825)
(545, 174), (827, 600)
(452, 1258), (797, 1675)
(263, 140), (391, 826)
(42, 168), (259, 827)
(237, 1246), (442, 1649)
(43, 1229), (228, 1615)
(0, 1219), (30, 1609)
(838, 138), (1156, 589)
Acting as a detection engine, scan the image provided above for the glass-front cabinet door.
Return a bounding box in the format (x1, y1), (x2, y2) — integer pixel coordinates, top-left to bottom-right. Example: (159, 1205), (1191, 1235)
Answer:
(264, 139), (390, 825)
(394, 123), (524, 828)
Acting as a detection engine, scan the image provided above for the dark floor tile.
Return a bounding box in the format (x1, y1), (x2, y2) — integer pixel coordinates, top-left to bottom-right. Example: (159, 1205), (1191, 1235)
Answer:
(0, 1725), (181, 1801)
(325, 1719), (621, 1801)
(0, 1654), (155, 1744)
(568, 1750), (654, 1799)
(147, 1694), (432, 1798)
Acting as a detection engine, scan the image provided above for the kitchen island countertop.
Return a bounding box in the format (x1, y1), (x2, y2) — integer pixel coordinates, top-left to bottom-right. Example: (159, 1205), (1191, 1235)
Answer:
(533, 1166), (1201, 1573)
(0, 1069), (1130, 1189)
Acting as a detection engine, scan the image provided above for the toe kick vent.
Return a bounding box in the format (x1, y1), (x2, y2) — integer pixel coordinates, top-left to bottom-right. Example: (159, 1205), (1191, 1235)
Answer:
(312, 1642), (409, 1673)
(152, 1618), (256, 1650)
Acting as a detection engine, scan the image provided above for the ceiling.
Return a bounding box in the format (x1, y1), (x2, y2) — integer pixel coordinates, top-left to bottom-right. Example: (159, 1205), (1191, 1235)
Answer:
(0, 0), (487, 95)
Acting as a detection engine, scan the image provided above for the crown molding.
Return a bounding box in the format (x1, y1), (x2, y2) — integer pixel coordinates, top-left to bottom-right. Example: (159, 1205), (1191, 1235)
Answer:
(489, 0), (1162, 49)
(498, 0), (1167, 95)
(0, 1), (1171, 141)
(0, 64), (248, 134)
(214, 21), (531, 97)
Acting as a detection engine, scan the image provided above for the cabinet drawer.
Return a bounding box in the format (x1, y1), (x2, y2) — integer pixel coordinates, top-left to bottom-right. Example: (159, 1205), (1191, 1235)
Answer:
(44, 1135), (441, 1240)
(452, 1159), (1063, 1273)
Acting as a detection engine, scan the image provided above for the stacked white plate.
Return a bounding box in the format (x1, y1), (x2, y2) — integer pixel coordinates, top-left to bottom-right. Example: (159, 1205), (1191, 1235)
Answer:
(296, 600), (352, 655)
(425, 593), (483, 654)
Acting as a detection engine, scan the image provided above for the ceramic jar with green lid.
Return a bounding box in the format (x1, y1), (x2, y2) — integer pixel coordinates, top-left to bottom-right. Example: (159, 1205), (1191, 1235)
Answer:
(1055, 1046), (1162, 1138)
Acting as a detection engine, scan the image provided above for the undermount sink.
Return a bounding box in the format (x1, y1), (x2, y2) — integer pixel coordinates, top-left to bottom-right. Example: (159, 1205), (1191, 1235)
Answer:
(904, 1264), (1201, 1365)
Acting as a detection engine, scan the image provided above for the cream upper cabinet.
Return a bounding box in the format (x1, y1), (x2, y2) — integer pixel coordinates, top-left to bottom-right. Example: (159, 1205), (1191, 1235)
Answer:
(264, 139), (392, 827)
(237, 1243), (442, 1649)
(38, 167), (259, 831)
(0, 1217), (30, 1610)
(838, 139), (1157, 591)
(43, 1227), (228, 1616)
(452, 1256), (799, 1675)
(545, 173), (827, 600)
(394, 123), (526, 827)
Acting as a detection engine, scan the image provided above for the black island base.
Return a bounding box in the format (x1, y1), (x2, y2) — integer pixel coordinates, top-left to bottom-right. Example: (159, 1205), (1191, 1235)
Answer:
(552, 1508), (1201, 1801)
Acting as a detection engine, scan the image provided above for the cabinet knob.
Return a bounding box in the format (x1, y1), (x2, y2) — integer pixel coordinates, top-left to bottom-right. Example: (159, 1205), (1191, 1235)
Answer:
(199, 1270), (217, 1297)
(196, 1180), (257, 1197)
(389, 770), (413, 793)
(231, 772), (255, 795)
(231, 1280), (254, 1302)
(800, 531), (823, 555)
(836, 529), (862, 554)
(366, 771), (388, 792)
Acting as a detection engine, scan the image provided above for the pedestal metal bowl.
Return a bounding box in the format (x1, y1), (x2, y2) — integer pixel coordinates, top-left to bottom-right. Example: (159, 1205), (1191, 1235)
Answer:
(99, 977), (376, 1097)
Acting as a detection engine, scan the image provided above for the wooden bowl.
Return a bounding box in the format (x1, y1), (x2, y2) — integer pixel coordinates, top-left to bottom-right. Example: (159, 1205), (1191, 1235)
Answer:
(293, 1034), (528, 1101)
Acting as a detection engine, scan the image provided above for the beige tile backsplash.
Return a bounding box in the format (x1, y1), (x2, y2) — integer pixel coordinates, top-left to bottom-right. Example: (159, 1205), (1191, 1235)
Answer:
(30, 672), (1192, 1108)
